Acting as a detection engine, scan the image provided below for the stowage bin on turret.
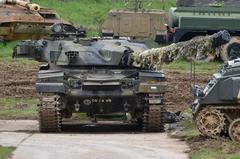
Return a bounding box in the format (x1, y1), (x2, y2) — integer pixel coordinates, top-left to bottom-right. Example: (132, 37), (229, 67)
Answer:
(13, 24), (179, 132)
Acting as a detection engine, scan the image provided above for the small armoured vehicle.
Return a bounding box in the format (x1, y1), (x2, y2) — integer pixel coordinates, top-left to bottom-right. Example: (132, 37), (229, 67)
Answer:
(192, 59), (240, 142)
(13, 24), (177, 132)
(102, 0), (168, 44)
(0, 0), (65, 41)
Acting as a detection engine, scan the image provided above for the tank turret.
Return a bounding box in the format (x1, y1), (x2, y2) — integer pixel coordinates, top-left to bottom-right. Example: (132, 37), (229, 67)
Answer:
(13, 25), (231, 69)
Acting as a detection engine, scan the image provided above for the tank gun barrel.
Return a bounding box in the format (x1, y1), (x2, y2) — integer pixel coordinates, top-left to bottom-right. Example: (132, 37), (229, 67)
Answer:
(132, 30), (231, 70)
(0, 0), (40, 12)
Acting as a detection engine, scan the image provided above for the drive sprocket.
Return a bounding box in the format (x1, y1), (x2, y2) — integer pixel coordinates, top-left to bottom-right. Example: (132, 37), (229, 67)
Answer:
(196, 107), (225, 138)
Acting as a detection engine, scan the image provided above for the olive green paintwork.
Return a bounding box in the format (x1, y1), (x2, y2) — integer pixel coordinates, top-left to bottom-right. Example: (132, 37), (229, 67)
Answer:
(168, 7), (240, 30)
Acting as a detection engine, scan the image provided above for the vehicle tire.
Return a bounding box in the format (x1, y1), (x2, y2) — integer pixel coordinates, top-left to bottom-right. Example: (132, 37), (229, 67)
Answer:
(220, 37), (240, 62)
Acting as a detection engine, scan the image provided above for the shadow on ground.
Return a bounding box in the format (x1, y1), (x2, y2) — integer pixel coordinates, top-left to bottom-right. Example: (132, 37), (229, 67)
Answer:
(61, 121), (141, 133)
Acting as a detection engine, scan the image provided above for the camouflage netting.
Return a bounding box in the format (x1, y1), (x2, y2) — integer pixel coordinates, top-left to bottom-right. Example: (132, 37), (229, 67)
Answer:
(132, 30), (231, 70)
(176, 0), (240, 7)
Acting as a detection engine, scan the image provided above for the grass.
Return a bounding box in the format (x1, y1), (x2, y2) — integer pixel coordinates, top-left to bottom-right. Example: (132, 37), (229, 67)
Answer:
(0, 41), (40, 65)
(0, 146), (15, 159)
(177, 119), (200, 139)
(0, 42), (17, 58)
(162, 59), (224, 74)
(0, 97), (38, 120)
(192, 149), (240, 159)
(0, 97), (90, 120)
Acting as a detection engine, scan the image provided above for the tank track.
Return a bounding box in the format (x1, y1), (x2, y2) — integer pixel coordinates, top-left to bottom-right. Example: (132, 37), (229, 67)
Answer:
(196, 106), (240, 141)
(38, 95), (62, 132)
(142, 94), (164, 132)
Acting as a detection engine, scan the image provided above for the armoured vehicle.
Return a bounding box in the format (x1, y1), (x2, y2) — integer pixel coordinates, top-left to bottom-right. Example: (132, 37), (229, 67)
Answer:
(102, 0), (168, 44)
(0, 0), (65, 41)
(168, 0), (240, 61)
(13, 23), (178, 132)
(192, 59), (240, 142)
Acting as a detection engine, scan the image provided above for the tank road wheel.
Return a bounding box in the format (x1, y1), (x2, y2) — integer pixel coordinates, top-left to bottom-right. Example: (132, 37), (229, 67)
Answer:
(196, 108), (225, 138)
(38, 95), (62, 133)
(142, 94), (164, 132)
(229, 118), (240, 142)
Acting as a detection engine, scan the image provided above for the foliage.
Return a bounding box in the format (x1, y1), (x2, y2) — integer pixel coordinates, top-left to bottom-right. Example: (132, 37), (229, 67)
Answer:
(0, 97), (38, 119)
(0, 147), (15, 159)
(163, 59), (224, 74)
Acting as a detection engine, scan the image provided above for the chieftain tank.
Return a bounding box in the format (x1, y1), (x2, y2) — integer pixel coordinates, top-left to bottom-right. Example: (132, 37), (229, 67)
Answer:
(192, 59), (240, 142)
(13, 23), (179, 132)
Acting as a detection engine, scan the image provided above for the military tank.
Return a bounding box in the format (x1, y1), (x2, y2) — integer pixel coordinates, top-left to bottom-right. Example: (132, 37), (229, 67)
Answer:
(0, 0), (65, 41)
(13, 23), (179, 132)
(192, 59), (240, 142)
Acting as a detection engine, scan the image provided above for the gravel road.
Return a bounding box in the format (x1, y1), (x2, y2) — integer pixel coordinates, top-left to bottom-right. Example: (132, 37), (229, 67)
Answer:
(0, 120), (189, 159)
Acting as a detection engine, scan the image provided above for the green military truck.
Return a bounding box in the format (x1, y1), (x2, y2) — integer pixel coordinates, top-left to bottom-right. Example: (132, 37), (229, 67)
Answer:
(168, 0), (240, 61)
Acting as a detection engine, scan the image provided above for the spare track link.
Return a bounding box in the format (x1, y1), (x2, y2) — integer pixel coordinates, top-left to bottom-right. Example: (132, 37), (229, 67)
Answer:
(143, 94), (164, 132)
(38, 95), (62, 132)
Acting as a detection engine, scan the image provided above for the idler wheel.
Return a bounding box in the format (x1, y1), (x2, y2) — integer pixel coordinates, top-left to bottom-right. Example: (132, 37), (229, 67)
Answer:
(229, 118), (240, 142)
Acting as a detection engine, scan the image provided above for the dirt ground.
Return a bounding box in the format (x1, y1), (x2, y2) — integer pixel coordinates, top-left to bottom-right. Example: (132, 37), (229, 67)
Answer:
(0, 62), (37, 97)
(165, 71), (209, 112)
